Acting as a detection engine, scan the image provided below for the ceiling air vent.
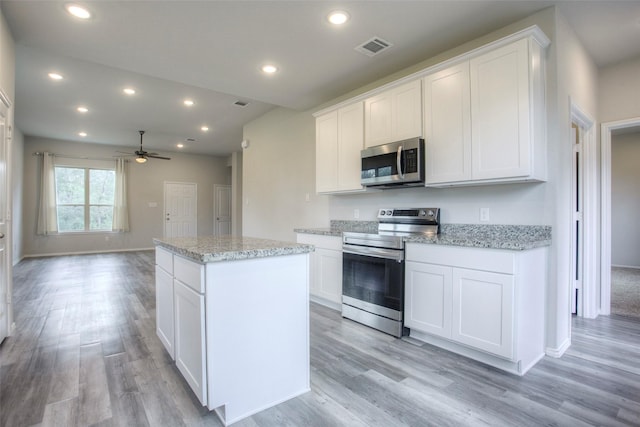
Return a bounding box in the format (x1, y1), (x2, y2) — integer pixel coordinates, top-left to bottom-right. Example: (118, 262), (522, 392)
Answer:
(234, 100), (249, 107)
(355, 36), (393, 57)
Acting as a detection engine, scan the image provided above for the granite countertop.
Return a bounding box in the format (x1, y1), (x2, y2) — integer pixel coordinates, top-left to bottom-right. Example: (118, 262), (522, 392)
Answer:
(153, 235), (314, 263)
(295, 221), (551, 251)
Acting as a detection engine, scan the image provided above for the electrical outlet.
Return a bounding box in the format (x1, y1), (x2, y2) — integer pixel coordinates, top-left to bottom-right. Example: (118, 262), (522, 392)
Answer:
(305, 193), (310, 202)
(480, 207), (490, 222)
(354, 209), (360, 219)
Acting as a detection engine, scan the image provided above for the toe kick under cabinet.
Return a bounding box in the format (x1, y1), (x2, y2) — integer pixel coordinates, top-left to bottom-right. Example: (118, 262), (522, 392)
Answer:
(404, 243), (547, 375)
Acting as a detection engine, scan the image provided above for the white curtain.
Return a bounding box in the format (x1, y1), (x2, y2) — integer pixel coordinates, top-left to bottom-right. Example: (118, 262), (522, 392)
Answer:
(112, 157), (129, 232)
(36, 152), (58, 235)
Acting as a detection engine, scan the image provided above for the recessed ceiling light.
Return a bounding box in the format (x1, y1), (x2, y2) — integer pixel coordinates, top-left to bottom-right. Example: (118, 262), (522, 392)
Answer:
(66, 4), (91, 19)
(177, 143), (184, 148)
(78, 132), (87, 137)
(77, 106), (88, 113)
(183, 99), (195, 106)
(123, 87), (136, 95)
(48, 72), (63, 80)
(201, 126), (209, 132)
(328, 10), (350, 25)
(261, 64), (278, 74)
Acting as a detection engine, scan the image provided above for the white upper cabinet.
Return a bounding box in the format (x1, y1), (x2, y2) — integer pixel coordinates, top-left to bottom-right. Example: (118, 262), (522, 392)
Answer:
(315, 26), (549, 190)
(470, 38), (535, 181)
(364, 79), (422, 148)
(315, 111), (339, 193)
(315, 102), (365, 194)
(423, 62), (472, 184)
(424, 34), (547, 186)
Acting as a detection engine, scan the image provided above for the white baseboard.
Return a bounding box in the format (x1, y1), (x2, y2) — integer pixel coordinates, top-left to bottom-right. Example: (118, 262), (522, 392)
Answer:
(546, 337), (571, 358)
(23, 247), (155, 258)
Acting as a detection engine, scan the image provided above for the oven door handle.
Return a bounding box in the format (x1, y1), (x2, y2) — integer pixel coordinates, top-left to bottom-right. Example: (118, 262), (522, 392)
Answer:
(343, 245), (404, 262)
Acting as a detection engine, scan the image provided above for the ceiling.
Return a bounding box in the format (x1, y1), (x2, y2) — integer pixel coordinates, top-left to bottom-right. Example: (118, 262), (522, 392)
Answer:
(2, 1), (640, 157)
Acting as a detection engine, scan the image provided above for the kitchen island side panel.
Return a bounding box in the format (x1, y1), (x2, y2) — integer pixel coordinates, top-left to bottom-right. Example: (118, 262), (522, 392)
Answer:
(205, 253), (310, 426)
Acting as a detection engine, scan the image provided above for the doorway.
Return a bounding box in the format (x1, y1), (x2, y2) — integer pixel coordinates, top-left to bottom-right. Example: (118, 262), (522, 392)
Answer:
(0, 90), (11, 343)
(213, 184), (232, 235)
(164, 182), (197, 238)
(601, 117), (640, 316)
(570, 103), (597, 318)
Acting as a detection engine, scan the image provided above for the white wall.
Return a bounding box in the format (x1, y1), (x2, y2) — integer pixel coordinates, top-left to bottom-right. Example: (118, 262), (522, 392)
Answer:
(243, 107), (330, 242)
(0, 10), (15, 102)
(599, 56), (640, 122)
(23, 136), (231, 256)
(11, 127), (23, 264)
(1, 6), (16, 335)
(611, 131), (640, 268)
(549, 11), (599, 349)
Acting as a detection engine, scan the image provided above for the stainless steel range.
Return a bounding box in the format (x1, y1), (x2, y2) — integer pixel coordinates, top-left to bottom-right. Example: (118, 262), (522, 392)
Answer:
(342, 208), (440, 337)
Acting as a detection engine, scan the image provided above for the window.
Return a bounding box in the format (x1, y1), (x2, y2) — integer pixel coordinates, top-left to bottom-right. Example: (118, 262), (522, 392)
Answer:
(55, 166), (115, 232)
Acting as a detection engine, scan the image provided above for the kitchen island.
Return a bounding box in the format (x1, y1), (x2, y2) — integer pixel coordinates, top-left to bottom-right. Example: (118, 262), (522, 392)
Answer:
(153, 235), (313, 426)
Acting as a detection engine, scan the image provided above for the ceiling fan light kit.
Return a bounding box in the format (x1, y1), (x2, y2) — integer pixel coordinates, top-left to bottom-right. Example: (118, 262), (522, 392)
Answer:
(116, 130), (171, 163)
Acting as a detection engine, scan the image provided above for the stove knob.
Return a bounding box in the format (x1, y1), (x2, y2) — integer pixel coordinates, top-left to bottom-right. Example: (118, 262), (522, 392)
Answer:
(428, 210), (434, 217)
(419, 210), (426, 216)
(379, 210), (386, 216)
(386, 209), (393, 216)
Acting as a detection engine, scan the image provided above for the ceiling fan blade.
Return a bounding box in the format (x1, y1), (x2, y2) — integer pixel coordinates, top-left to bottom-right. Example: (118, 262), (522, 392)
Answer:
(147, 154), (171, 160)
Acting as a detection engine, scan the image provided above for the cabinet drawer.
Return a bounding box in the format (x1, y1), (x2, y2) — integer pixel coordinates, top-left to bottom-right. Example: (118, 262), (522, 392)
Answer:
(156, 246), (173, 274)
(405, 243), (515, 274)
(174, 255), (205, 293)
(296, 233), (343, 251)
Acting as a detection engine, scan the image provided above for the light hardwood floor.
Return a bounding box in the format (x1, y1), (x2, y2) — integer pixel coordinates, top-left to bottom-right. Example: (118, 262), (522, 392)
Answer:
(1, 251), (640, 426)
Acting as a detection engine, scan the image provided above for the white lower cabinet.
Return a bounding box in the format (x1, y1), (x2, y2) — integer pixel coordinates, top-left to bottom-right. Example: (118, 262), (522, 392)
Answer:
(155, 265), (175, 359)
(155, 249), (207, 406)
(155, 247), (175, 359)
(405, 243), (546, 375)
(451, 268), (514, 359)
(296, 234), (343, 310)
(405, 262), (452, 338)
(174, 279), (207, 405)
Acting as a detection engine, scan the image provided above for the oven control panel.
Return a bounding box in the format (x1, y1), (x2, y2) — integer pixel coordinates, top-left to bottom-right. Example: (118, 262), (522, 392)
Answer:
(378, 208), (439, 222)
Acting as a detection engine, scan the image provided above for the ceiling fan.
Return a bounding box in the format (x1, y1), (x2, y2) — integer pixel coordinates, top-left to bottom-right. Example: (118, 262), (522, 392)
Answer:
(116, 130), (171, 163)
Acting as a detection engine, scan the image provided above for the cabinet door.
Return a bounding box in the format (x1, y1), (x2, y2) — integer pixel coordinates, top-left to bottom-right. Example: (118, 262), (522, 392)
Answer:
(470, 38), (531, 180)
(364, 91), (393, 147)
(393, 79), (423, 142)
(155, 265), (175, 359)
(315, 110), (339, 193)
(424, 63), (471, 184)
(315, 248), (343, 305)
(174, 280), (207, 405)
(404, 261), (452, 338)
(451, 268), (514, 359)
(337, 102), (364, 191)
(364, 80), (422, 148)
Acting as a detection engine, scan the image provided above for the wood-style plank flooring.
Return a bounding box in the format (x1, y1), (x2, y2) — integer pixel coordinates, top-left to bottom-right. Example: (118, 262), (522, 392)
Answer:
(1, 251), (640, 426)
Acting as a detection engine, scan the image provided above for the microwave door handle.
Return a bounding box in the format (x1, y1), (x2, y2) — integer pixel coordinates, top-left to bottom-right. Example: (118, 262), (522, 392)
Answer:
(396, 145), (404, 179)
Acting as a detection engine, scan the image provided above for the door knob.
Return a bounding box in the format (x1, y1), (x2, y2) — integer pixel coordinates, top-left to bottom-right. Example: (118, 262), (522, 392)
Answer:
(0, 232), (4, 239)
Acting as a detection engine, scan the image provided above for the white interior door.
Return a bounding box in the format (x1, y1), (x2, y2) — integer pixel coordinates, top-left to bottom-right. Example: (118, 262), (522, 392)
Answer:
(213, 184), (232, 236)
(164, 182), (197, 238)
(0, 95), (10, 343)
(571, 124), (584, 315)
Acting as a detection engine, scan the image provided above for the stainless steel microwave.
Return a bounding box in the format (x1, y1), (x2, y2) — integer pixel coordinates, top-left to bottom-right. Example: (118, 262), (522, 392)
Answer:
(360, 137), (425, 188)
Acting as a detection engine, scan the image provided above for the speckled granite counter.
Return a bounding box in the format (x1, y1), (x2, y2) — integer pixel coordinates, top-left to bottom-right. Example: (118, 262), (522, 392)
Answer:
(295, 221), (551, 251)
(406, 224), (551, 250)
(153, 235), (314, 263)
(294, 220), (378, 237)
